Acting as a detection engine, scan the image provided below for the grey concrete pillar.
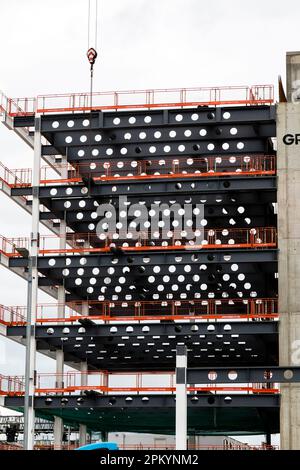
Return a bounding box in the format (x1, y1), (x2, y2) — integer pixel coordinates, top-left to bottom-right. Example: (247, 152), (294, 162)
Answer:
(277, 102), (300, 449)
(175, 345), (187, 450)
(286, 52), (300, 103)
(79, 360), (88, 446)
(53, 417), (64, 450)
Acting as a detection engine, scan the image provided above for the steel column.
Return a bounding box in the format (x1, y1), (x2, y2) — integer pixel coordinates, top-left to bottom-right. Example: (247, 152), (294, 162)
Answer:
(24, 116), (41, 450)
(53, 150), (68, 449)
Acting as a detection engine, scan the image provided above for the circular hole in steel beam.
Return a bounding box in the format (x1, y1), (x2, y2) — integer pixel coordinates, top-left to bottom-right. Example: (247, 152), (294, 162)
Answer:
(208, 371), (217, 381)
(224, 396), (232, 404)
(264, 370), (273, 380)
(283, 369), (294, 380)
(228, 370), (238, 381)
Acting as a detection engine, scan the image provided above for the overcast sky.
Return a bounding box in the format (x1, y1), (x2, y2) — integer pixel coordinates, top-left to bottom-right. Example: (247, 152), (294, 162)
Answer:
(0, 0), (298, 443)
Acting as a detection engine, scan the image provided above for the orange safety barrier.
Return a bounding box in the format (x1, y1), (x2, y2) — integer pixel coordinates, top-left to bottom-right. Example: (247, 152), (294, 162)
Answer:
(0, 155), (276, 189)
(0, 371), (279, 397)
(0, 443), (23, 450)
(0, 298), (278, 326)
(0, 228), (277, 259)
(0, 304), (26, 326)
(37, 227), (279, 253)
(0, 374), (25, 396)
(0, 162), (31, 189)
(0, 235), (30, 258)
(2, 85), (274, 117)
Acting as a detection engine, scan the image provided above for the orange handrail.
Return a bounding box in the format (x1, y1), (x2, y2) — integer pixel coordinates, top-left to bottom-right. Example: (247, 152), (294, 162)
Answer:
(0, 227), (277, 258)
(1, 155), (276, 188)
(3, 85), (274, 117)
(0, 371), (279, 397)
(0, 298), (278, 326)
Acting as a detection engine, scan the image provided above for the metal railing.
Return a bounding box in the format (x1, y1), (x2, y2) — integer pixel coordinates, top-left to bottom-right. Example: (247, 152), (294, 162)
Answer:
(0, 227), (277, 258)
(0, 162), (32, 188)
(0, 371), (279, 397)
(0, 155), (276, 189)
(2, 85), (274, 117)
(0, 298), (278, 326)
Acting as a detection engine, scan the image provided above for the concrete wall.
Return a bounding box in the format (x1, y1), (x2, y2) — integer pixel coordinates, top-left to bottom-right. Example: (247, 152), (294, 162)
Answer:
(286, 52), (300, 103)
(277, 102), (300, 449)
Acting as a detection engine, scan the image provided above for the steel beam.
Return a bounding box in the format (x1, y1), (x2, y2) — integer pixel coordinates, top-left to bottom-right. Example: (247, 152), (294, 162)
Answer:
(12, 176), (277, 199)
(7, 321), (278, 338)
(13, 106), (276, 131)
(187, 367), (300, 384)
(5, 393), (279, 409)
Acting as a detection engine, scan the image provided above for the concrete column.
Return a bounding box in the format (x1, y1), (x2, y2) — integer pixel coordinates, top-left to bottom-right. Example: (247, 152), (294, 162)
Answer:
(187, 434), (196, 451)
(286, 52), (300, 102)
(277, 102), (300, 450)
(79, 360), (88, 446)
(175, 345), (187, 450)
(53, 417), (64, 449)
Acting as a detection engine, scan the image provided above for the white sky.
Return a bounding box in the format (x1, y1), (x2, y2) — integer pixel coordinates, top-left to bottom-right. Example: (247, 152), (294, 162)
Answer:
(0, 0), (298, 445)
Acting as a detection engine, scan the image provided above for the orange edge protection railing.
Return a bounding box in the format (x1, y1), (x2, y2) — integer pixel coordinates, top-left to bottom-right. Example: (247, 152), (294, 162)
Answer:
(0, 156), (276, 189)
(0, 374), (280, 397)
(0, 228), (277, 258)
(1, 85), (274, 117)
(0, 298), (279, 326)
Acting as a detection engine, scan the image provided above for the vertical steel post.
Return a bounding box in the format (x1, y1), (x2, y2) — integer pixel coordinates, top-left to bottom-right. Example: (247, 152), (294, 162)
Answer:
(53, 154), (68, 450)
(79, 241), (90, 446)
(175, 345), (187, 450)
(24, 115), (41, 450)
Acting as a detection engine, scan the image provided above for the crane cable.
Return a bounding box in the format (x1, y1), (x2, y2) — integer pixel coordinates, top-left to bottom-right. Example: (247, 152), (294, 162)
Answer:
(87, 0), (99, 108)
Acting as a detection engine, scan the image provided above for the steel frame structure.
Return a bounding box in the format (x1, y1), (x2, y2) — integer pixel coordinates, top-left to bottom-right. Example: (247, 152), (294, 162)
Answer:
(0, 89), (285, 448)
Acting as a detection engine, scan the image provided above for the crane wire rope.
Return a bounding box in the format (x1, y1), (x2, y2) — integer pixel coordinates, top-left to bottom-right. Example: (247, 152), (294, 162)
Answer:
(87, 0), (99, 108)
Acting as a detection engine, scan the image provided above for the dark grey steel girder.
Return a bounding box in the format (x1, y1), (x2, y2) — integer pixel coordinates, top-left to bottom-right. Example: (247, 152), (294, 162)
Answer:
(13, 106), (276, 131)
(4, 393), (279, 409)
(42, 139), (269, 161)
(10, 248), (278, 269)
(187, 367), (300, 384)
(30, 192), (277, 207)
(9, 248), (277, 303)
(48, 123), (275, 145)
(12, 176), (276, 198)
(6, 322), (278, 371)
(46, 199), (274, 216)
(38, 212), (275, 232)
(7, 321), (278, 339)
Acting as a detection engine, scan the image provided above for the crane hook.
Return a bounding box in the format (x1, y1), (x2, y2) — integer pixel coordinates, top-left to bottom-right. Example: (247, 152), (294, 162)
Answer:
(87, 47), (98, 70)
